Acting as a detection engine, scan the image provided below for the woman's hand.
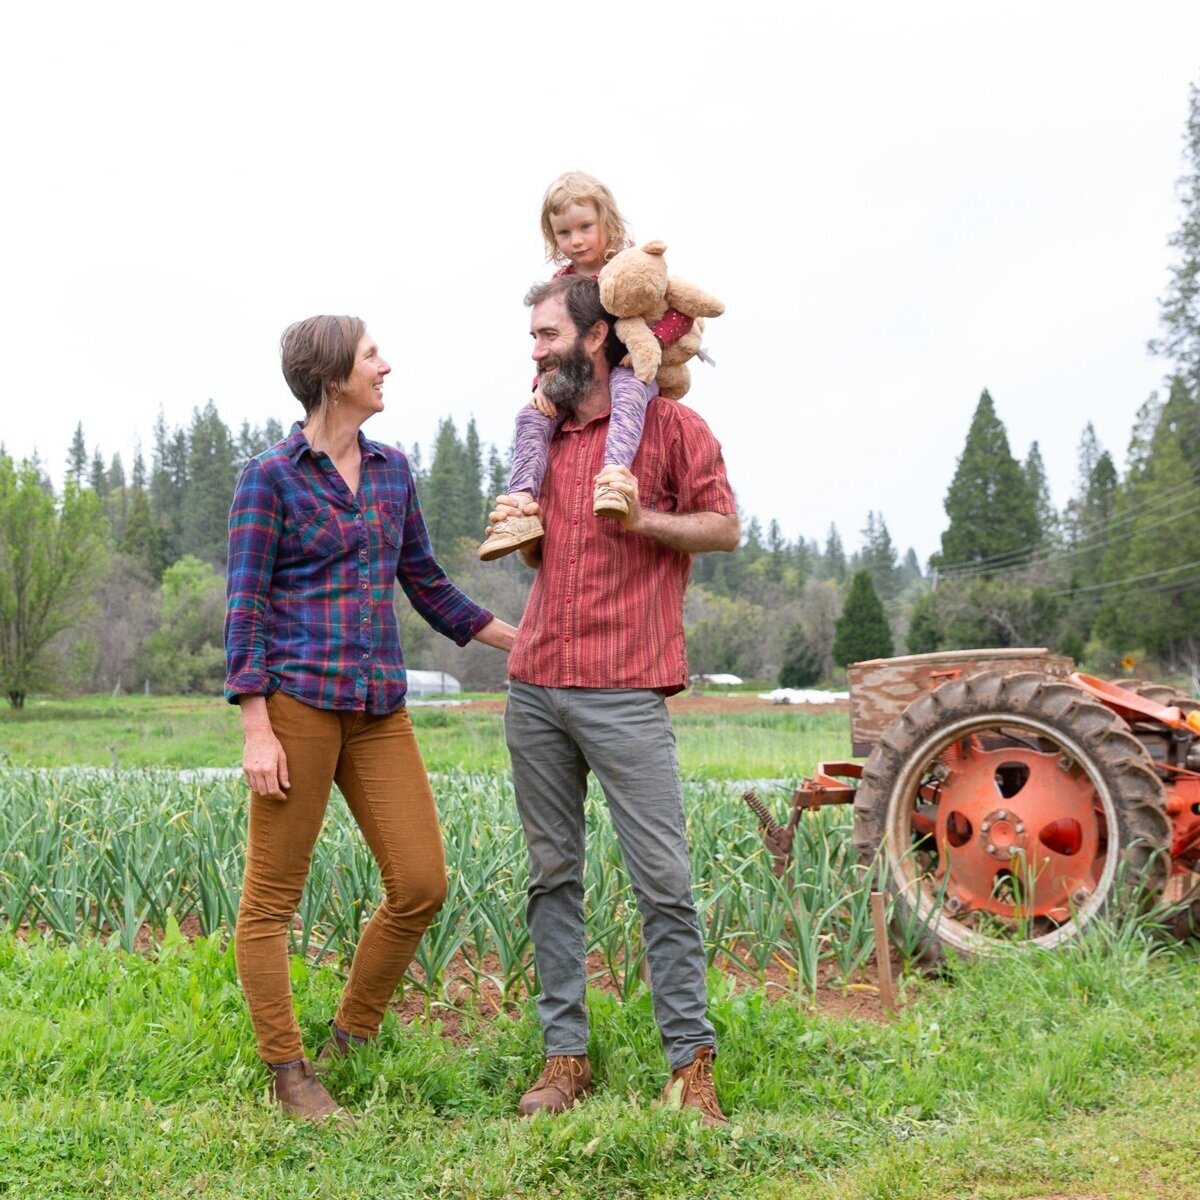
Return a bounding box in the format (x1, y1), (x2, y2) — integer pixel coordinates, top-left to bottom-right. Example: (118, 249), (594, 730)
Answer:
(238, 696), (290, 800)
(473, 617), (519, 653)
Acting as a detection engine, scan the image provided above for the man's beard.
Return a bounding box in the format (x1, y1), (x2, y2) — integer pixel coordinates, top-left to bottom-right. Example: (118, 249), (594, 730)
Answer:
(539, 341), (595, 415)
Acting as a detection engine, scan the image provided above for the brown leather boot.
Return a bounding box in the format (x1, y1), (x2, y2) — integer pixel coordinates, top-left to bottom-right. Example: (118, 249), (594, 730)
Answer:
(662, 1047), (727, 1126)
(517, 1054), (593, 1116)
(268, 1058), (352, 1124)
(314, 1022), (369, 1075)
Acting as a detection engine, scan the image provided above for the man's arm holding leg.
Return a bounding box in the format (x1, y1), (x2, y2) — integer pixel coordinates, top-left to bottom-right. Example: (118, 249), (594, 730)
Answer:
(593, 466), (739, 554)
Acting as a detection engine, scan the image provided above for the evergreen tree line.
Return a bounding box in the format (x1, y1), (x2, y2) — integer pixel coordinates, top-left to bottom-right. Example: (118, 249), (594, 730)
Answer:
(3, 79), (1198, 705)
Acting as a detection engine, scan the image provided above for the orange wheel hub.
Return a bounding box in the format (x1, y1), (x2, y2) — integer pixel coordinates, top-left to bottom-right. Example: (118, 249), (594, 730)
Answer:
(931, 738), (1104, 920)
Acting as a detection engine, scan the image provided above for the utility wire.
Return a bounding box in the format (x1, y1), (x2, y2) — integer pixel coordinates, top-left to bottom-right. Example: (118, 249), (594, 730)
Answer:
(934, 476), (1200, 579)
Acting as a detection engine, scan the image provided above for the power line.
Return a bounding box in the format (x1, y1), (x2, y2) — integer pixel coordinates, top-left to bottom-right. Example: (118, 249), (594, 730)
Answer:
(1047, 557), (1200, 597)
(935, 480), (1200, 583)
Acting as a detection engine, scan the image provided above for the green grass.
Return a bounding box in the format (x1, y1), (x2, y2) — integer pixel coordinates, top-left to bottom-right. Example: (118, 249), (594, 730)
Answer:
(0, 693), (848, 777)
(5, 702), (1200, 1196)
(2, 929), (1198, 1198)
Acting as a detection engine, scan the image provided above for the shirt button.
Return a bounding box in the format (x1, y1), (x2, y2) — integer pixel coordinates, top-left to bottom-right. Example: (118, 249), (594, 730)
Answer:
(361, 614), (369, 623)
(573, 518), (579, 525)
(569, 556), (575, 564)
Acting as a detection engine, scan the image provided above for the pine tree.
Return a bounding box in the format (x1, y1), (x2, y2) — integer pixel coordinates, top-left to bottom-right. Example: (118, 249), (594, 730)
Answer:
(1023, 441), (1056, 543)
(936, 389), (1040, 572)
(422, 418), (479, 555)
(832, 569), (893, 666)
(820, 524), (847, 582)
(182, 402), (237, 563)
(1096, 407), (1200, 667)
(66, 423), (88, 487)
(1149, 81), (1200, 399)
(859, 511), (900, 601)
(766, 519), (787, 582)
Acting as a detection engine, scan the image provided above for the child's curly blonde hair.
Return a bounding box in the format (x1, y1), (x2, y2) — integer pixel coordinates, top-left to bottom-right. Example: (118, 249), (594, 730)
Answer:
(540, 170), (632, 267)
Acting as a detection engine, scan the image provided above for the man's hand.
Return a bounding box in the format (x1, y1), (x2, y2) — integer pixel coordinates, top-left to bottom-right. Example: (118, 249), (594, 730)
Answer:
(530, 387), (557, 419)
(593, 465), (642, 531)
(485, 493), (541, 535)
(593, 465), (739, 554)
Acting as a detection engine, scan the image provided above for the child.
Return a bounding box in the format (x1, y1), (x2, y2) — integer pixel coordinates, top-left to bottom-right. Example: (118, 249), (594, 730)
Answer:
(477, 171), (697, 561)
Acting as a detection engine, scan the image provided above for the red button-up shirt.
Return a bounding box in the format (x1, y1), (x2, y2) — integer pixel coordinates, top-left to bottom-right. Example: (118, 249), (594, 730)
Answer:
(507, 396), (735, 694)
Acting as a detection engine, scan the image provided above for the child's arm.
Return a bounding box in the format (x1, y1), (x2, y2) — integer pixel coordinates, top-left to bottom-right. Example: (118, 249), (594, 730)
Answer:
(530, 385), (557, 418)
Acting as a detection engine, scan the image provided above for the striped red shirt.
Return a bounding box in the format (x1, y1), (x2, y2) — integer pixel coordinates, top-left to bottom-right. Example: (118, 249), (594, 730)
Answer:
(507, 396), (735, 693)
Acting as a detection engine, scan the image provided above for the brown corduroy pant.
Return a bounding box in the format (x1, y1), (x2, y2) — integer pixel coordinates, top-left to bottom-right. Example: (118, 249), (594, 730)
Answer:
(234, 691), (447, 1064)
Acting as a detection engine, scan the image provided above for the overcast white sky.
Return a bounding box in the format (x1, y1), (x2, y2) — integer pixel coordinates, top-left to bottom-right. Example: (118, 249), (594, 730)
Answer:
(2, 2), (1197, 564)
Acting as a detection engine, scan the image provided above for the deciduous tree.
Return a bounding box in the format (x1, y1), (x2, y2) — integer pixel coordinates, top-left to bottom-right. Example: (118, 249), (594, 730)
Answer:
(0, 456), (108, 707)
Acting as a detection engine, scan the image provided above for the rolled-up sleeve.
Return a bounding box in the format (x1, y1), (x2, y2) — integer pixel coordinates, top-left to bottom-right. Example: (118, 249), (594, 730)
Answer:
(224, 459), (283, 702)
(395, 477), (493, 645)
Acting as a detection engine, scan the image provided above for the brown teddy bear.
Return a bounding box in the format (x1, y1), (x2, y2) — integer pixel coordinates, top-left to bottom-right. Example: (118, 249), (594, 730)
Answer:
(597, 241), (724, 400)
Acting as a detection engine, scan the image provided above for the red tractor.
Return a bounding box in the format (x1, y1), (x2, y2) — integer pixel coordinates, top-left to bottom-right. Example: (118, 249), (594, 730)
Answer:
(747, 649), (1200, 963)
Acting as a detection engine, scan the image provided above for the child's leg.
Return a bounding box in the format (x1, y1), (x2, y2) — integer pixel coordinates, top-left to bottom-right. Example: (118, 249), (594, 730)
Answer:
(594, 369), (658, 519)
(507, 406), (555, 500)
(478, 406), (552, 561)
(602, 368), (656, 469)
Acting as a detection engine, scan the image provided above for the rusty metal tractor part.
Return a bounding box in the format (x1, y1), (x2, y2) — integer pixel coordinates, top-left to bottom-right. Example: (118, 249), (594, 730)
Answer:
(853, 669), (1172, 965)
(744, 763), (862, 876)
(1113, 679), (1200, 939)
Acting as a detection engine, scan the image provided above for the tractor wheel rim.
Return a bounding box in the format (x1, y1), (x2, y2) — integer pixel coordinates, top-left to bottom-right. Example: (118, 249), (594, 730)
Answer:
(884, 712), (1120, 954)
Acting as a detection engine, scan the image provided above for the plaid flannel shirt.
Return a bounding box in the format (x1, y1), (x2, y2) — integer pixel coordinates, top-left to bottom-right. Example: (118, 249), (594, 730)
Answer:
(224, 425), (492, 713)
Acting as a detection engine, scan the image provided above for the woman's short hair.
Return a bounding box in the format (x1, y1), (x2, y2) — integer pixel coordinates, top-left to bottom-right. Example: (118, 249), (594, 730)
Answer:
(279, 315), (365, 414)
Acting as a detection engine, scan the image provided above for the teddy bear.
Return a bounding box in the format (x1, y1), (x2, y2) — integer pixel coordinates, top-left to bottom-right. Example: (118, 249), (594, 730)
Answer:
(597, 241), (724, 400)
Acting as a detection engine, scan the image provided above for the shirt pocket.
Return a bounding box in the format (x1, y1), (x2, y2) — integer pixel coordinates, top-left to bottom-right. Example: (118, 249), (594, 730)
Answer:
(378, 502), (403, 549)
(633, 444), (671, 513)
(293, 505), (344, 558)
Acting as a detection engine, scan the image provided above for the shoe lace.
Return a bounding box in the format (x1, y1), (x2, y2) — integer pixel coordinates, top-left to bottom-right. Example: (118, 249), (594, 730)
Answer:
(538, 1055), (584, 1090)
(680, 1051), (723, 1121)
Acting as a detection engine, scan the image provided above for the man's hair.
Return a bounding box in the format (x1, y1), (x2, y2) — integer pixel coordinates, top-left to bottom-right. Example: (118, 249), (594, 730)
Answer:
(524, 275), (625, 367)
(279, 315), (365, 414)
(540, 170), (632, 267)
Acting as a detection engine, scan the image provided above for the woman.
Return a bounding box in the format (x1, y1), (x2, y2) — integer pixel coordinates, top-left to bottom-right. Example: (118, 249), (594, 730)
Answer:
(224, 315), (516, 1122)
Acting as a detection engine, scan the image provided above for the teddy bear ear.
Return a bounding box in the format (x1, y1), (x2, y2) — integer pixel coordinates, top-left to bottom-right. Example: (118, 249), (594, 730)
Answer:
(642, 240), (667, 256)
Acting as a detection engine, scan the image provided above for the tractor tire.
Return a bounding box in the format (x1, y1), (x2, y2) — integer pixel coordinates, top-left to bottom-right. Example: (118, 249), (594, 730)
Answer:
(1114, 680), (1200, 941)
(854, 669), (1171, 966)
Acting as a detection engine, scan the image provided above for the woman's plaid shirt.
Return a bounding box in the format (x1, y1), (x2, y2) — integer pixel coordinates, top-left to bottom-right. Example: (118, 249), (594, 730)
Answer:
(224, 427), (492, 713)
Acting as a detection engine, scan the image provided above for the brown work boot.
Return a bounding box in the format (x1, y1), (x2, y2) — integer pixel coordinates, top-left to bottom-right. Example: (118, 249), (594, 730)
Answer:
(662, 1047), (727, 1126)
(517, 1054), (593, 1116)
(593, 483), (629, 519)
(314, 1021), (369, 1075)
(268, 1057), (352, 1124)
(478, 513), (545, 561)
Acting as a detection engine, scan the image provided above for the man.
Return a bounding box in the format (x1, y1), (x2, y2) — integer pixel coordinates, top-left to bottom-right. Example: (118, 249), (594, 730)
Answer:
(491, 273), (739, 1125)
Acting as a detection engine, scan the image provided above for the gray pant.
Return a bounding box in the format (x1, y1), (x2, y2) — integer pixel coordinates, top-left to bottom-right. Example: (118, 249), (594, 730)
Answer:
(504, 681), (716, 1070)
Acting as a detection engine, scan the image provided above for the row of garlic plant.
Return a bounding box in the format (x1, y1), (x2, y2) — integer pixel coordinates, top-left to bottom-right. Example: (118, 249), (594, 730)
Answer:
(0, 769), (877, 1000)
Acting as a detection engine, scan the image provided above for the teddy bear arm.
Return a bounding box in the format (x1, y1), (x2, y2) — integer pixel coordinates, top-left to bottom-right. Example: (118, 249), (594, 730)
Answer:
(664, 277), (725, 319)
(615, 317), (663, 383)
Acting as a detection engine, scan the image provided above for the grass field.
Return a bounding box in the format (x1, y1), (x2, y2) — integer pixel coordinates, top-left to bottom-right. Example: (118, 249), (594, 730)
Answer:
(0, 692), (848, 778)
(2, 696), (1199, 1198)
